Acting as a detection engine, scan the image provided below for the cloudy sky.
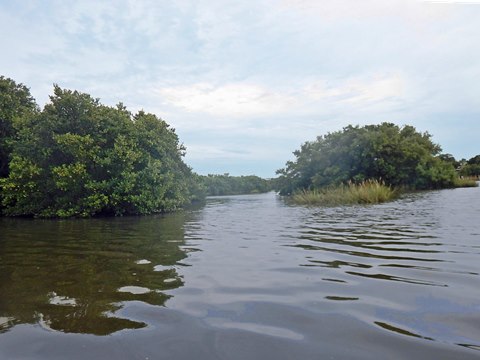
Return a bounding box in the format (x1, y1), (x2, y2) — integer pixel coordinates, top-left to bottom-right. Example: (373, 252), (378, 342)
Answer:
(1, 0), (479, 177)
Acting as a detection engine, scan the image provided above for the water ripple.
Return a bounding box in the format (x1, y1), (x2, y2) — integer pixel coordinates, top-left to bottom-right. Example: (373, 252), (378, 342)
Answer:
(2, 188), (480, 358)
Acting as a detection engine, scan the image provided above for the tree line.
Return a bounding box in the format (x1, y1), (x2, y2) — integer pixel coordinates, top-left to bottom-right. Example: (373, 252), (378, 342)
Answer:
(1, 76), (478, 216)
(199, 174), (272, 196)
(439, 154), (480, 178)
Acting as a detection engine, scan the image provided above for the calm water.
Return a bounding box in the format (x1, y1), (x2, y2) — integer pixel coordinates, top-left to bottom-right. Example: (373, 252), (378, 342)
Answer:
(1, 186), (480, 359)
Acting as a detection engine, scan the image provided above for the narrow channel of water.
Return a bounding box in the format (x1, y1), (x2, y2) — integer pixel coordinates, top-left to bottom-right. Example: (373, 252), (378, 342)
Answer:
(1, 186), (479, 359)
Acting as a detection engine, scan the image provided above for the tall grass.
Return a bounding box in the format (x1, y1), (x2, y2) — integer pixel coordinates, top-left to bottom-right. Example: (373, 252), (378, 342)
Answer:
(453, 176), (479, 188)
(291, 179), (397, 206)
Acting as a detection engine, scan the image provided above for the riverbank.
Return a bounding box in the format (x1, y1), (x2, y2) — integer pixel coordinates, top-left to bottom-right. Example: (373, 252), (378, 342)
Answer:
(453, 177), (479, 188)
(290, 180), (397, 205)
(289, 177), (478, 206)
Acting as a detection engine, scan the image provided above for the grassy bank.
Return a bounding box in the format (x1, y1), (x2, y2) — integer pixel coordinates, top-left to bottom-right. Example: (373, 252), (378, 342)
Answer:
(453, 177), (479, 188)
(291, 179), (397, 206)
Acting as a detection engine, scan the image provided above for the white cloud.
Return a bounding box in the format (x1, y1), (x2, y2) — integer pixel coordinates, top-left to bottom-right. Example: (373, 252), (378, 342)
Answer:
(184, 144), (240, 160)
(303, 74), (407, 105)
(156, 73), (410, 125)
(157, 82), (298, 117)
(278, 0), (453, 22)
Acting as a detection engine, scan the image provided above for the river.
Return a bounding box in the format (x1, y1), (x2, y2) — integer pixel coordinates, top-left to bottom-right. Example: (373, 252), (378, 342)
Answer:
(1, 186), (480, 359)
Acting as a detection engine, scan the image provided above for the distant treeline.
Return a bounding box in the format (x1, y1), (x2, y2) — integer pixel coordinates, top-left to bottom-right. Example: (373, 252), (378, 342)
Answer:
(439, 154), (480, 178)
(199, 174), (272, 196)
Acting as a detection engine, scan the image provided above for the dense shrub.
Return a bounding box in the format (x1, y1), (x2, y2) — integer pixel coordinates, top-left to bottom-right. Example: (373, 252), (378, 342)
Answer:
(276, 123), (457, 195)
(1, 84), (198, 217)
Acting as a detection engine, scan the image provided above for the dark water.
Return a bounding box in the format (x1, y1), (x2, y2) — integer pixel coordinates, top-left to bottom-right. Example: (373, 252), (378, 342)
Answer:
(1, 186), (480, 359)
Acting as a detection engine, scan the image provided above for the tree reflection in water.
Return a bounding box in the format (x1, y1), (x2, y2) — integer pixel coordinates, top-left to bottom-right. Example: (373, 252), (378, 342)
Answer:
(0, 213), (189, 335)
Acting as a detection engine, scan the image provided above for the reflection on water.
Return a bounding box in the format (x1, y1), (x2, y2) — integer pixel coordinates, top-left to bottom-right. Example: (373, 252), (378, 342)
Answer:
(1, 186), (480, 359)
(0, 214), (188, 335)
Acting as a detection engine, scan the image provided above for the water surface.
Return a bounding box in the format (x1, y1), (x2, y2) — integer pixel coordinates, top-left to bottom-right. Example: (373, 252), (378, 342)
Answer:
(1, 186), (480, 359)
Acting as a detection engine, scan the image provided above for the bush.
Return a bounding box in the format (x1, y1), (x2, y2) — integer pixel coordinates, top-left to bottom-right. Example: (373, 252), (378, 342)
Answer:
(276, 123), (457, 195)
(1, 85), (198, 217)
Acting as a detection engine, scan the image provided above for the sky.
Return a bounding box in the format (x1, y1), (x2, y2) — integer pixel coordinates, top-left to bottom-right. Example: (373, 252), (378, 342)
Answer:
(1, 0), (480, 178)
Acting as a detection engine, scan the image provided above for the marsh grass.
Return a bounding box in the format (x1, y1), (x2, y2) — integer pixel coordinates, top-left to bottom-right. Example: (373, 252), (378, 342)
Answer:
(291, 179), (397, 206)
(453, 177), (479, 188)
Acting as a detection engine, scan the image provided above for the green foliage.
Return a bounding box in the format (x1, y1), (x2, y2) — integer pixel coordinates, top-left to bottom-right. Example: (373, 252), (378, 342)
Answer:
(0, 76), (38, 179)
(459, 155), (480, 177)
(468, 155), (480, 165)
(291, 179), (397, 205)
(1, 84), (198, 217)
(276, 123), (457, 195)
(460, 165), (480, 177)
(200, 173), (271, 196)
(438, 153), (458, 167)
